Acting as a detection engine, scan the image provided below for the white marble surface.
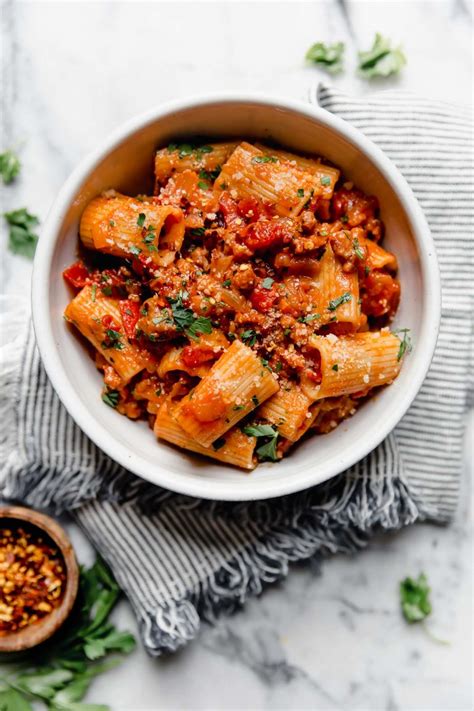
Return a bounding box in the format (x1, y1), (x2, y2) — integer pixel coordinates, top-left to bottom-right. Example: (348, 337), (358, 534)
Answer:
(1, 1), (472, 709)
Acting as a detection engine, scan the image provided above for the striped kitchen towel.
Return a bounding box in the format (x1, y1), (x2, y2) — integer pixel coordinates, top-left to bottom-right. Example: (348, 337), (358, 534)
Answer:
(1, 87), (472, 656)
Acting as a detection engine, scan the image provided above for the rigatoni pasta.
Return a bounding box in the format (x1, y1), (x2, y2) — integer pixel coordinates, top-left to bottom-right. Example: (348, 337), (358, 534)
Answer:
(63, 138), (407, 470)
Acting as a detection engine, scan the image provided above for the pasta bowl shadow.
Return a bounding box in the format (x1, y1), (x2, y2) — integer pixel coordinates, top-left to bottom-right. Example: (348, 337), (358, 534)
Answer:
(32, 95), (440, 501)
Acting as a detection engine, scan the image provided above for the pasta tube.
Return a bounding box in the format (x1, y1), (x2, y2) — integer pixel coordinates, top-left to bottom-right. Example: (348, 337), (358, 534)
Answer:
(64, 285), (148, 383)
(154, 400), (256, 470)
(300, 330), (402, 400)
(173, 340), (279, 447)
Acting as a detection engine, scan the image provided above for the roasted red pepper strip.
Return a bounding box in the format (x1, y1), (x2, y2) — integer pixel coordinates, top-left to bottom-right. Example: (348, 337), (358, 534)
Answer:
(63, 261), (90, 289)
(119, 300), (141, 339)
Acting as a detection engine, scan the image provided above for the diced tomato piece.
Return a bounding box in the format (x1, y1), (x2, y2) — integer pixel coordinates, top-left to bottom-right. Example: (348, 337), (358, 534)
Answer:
(243, 220), (291, 252)
(101, 315), (120, 330)
(361, 270), (400, 318)
(219, 193), (240, 227)
(181, 345), (218, 369)
(119, 300), (141, 339)
(332, 188), (378, 226)
(237, 197), (265, 221)
(250, 282), (278, 312)
(63, 261), (90, 289)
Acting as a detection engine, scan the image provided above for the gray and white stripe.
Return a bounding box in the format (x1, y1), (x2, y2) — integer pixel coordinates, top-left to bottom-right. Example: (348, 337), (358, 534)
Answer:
(0, 87), (471, 655)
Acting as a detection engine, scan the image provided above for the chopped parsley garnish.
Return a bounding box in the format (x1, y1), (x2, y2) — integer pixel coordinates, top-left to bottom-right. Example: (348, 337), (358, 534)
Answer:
(168, 290), (213, 340)
(143, 230), (155, 244)
(212, 437), (226, 451)
(242, 424), (279, 462)
(167, 142), (214, 158)
(275, 362), (283, 372)
(190, 227), (206, 237)
(328, 292), (352, 311)
(305, 41), (345, 74)
(260, 359), (272, 371)
(353, 237), (364, 260)
(332, 364), (339, 372)
(252, 155), (278, 164)
(222, 279), (231, 288)
(233, 404), (245, 411)
(261, 277), (274, 289)
(358, 33), (406, 79)
(199, 167), (221, 182)
(197, 181), (210, 190)
(4, 207), (39, 259)
(102, 329), (124, 350)
(136, 212), (146, 227)
(400, 573), (431, 623)
(251, 395), (260, 407)
(297, 188), (305, 198)
(102, 388), (120, 408)
(241, 329), (257, 347)
(227, 332), (236, 341)
(340, 215), (348, 223)
(109, 219), (116, 227)
(129, 245), (142, 256)
(91, 283), (97, 302)
(364, 265), (371, 276)
(320, 175), (331, 187)
(283, 327), (291, 337)
(101, 285), (113, 296)
(396, 329), (412, 361)
(298, 313), (320, 323)
(0, 149), (21, 184)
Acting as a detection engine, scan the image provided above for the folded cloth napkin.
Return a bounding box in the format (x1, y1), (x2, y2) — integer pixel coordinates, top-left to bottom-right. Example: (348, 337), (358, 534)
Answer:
(1, 87), (472, 656)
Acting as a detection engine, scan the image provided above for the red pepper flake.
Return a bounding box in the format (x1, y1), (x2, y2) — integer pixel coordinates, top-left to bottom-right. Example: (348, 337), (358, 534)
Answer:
(0, 524), (66, 635)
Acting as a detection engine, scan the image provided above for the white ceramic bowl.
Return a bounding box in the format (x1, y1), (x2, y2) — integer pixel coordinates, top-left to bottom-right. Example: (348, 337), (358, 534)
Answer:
(32, 94), (440, 501)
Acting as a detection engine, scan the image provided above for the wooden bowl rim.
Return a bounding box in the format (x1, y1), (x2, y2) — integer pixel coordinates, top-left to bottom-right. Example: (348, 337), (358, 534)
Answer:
(0, 505), (79, 653)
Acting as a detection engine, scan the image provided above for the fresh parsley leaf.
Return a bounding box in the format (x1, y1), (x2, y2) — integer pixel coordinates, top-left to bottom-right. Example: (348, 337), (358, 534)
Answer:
(243, 424), (279, 462)
(0, 559), (135, 711)
(332, 364), (339, 372)
(261, 277), (274, 289)
(136, 212), (146, 227)
(353, 237), (364, 259)
(358, 33), (406, 79)
(396, 328), (412, 361)
(241, 329), (257, 347)
(199, 167), (221, 182)
(298, 313), (320, 324)
(400, 573), (432, 623)
(91, 283), (97, 302)
(101, 329), (124, 351)
(101, 285), (113, 297)
(252, 155), (278, 164)
(177, 143), (194, 158)
(242, 423), (277, 438)
(320, 175), (331, 187)
(102, 389), (119, 408)
(4, 207), (39, 259)
(328, 292), (352, 311)
(297, 188), (305, 198)
(129, 245), (142, 256)
(222, 279), (231, 288)
(305, 41), (345, 74)
(197, 181), (210, 190)
(190, 227), (206, 237)
(168, 291), (212, 340)
(0, 149), (21, 184)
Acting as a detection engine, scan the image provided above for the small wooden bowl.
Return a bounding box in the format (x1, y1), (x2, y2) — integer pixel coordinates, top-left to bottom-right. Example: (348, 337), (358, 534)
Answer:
(0, 505), (79, 653)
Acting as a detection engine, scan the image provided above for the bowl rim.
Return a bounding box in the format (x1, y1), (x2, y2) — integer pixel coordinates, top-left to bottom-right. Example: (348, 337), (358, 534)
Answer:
(31, 92), (441, 501)
(0, 505), (79, 652)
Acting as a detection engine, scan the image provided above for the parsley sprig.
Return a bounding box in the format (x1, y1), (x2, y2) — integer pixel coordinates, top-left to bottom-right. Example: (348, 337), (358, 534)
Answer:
(328, 292), (352, 312)
(0, 559), (135, 711)
(400, 573), (431, 623)
(0, 149), (21, 184)
(305, 41), (345, 74)
(358, 33), (406, 79)
(243, 424), (279, 462)
(168, 290), (212, 341)
(4, 207), (40, 259)
(396, 328), (412, 361)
